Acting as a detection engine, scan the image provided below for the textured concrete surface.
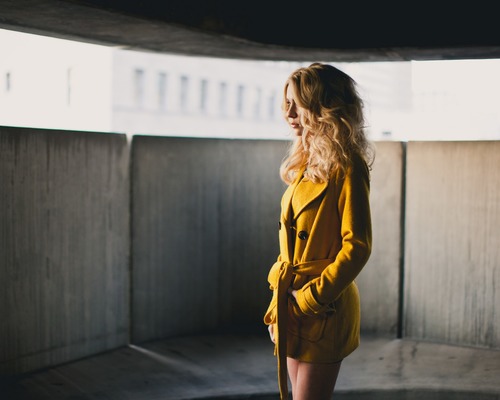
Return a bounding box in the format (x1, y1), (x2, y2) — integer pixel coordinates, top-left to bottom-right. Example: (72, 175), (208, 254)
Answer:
(404, 141), (500, 348)
(0, 127), (130, 375)
(3, 129), (500, 383)
(1, 333), (499, 399)
(131, 136), (288, 343)
(130, 137), (405, 344)
(356, 141), (404, 337)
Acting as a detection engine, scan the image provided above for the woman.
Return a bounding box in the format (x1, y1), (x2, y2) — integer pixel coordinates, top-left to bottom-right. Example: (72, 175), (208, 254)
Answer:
(263, 63), (373, 400)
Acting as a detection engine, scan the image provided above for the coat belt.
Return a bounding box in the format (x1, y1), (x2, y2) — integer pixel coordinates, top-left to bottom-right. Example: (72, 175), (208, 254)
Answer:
(274, 258), (334, 400)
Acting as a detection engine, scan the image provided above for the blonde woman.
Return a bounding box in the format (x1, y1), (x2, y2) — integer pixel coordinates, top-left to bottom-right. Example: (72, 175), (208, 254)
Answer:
(264, 63), (374, 400)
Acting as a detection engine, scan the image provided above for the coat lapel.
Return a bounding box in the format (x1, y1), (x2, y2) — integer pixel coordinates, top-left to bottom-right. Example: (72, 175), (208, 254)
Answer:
(281, 165), (306, 223)
(280, 166), (329, 262)
(291, 178), (328, 218)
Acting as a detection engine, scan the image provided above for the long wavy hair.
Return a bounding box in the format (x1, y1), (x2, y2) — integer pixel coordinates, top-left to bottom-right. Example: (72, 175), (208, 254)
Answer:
(280, 62), (374, 184)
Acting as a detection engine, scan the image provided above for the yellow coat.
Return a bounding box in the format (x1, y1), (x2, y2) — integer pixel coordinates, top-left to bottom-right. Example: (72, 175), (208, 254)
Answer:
(263, 154), (372, 398)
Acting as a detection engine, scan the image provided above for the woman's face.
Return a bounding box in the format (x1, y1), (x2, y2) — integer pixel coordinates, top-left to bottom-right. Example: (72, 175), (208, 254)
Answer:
(285, 84), (304, 137)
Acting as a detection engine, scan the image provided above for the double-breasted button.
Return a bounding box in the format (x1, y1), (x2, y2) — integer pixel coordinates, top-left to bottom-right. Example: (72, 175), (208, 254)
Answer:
(298, 230), (308, 240)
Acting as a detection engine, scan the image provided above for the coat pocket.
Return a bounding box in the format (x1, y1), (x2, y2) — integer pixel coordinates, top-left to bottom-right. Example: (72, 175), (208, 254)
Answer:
(288, 298), (327, 342)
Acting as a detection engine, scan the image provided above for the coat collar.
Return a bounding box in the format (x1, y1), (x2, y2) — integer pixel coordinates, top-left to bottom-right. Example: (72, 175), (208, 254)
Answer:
(282, 166), (329, 221)
(292, 178), (328, 218)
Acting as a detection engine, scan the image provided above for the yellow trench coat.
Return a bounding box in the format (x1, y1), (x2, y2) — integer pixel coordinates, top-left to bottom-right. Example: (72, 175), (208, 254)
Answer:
(263, 154), (372, 399)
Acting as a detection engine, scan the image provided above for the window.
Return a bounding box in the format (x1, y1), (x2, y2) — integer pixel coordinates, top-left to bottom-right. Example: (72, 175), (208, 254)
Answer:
(236, 84), (245, 117)
(134, 68), (145, 108)
(158, 72), (167, 110)
(268, 90), (276, 120)
(253, 87), (262, 119)
(200, 79), (208, 113)
(180, 75), (189, 112)
(219, 81), (227, 116)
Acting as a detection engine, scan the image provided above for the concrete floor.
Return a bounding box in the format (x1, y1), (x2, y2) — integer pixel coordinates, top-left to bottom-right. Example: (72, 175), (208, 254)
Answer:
(2, 332), (500, 400)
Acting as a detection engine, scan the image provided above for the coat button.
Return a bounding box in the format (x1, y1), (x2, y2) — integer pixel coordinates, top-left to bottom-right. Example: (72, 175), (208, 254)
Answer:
(298, 230), (308, 240)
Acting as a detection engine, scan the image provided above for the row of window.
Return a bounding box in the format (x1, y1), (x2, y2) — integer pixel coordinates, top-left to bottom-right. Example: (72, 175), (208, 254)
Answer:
(133, 69), (281, 121)
(3, 67), (282, 121)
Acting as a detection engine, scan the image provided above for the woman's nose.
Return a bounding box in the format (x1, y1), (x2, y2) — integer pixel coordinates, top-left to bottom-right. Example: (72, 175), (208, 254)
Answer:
(287, 103), (297, 118)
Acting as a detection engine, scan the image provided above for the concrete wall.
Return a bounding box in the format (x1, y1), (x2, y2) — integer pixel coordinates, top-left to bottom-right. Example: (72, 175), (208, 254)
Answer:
(0, 127), (130, 374)
(356, 141), (404, 337)
(130, 138), (405, 342)
(131, 136), (289, 342)
(2, 128), (499, 375)
(404, 141), (500, 348)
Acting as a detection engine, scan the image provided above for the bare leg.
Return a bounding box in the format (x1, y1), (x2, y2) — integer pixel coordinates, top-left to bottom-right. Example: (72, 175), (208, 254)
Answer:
(287, 357), (342, 400)
(287, 357), (299, 395)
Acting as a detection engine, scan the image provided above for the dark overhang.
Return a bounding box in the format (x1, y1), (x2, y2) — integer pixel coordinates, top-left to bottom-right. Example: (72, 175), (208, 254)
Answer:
(1, 0), (499, 61)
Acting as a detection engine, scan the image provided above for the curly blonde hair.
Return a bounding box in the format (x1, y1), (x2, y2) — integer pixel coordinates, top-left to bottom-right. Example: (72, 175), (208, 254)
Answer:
(280, 62), (374, 184)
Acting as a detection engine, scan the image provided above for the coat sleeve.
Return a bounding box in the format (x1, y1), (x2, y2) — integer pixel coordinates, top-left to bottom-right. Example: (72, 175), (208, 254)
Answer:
(295, 156), (372, 315)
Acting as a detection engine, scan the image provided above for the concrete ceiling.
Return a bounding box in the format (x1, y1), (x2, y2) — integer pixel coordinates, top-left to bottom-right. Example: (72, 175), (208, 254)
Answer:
(1, 0), (499, 62)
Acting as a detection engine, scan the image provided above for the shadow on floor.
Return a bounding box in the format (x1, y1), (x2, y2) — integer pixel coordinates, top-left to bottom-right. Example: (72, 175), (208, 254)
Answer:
(2, 333), (500, 400)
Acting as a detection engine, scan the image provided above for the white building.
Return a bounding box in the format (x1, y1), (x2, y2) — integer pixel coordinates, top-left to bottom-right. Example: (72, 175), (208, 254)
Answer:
(111, 49), (291, 139)
(0, 28), (291, 139)
(2, 28), (499, 142)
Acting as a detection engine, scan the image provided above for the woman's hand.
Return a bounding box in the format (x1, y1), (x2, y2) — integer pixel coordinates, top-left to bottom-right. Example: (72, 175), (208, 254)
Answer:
(268, 289), (298, 344)
(268, 324), (276, 343)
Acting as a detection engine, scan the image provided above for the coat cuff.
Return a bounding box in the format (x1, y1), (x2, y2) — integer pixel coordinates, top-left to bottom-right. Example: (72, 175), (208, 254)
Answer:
(295, 280), (333, 316)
